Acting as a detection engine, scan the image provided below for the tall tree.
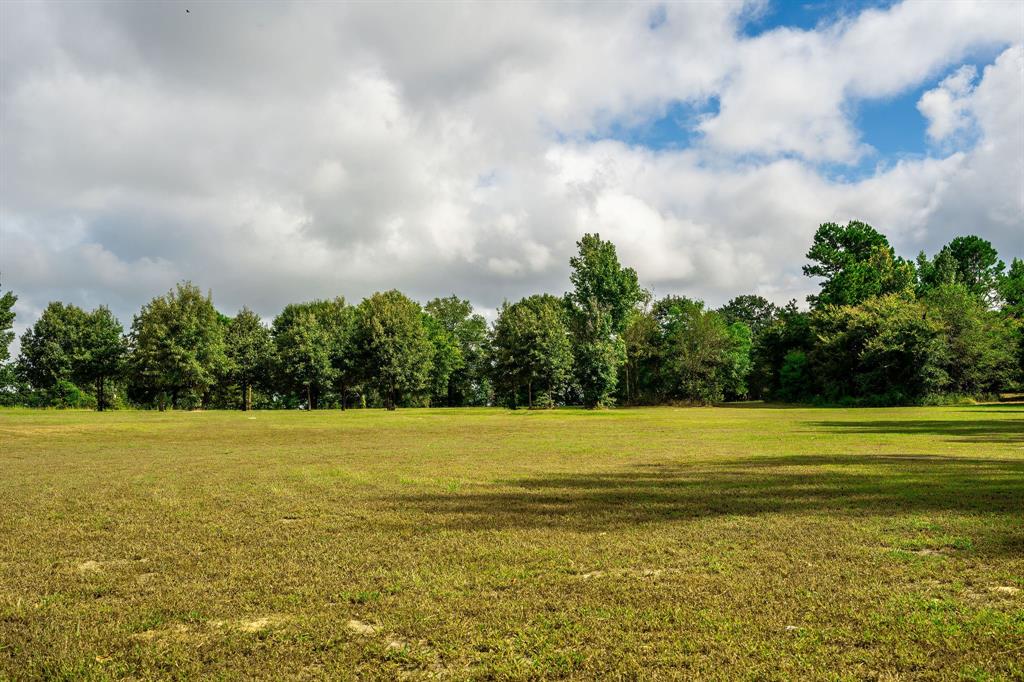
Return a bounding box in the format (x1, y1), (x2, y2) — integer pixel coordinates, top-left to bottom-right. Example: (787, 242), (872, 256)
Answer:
(565, 233), (643, 407)
(490, 294), (573, 408)
(620, 304), (660, 405)
(425, 296), (490, 405)
(750, 300), (813, 400)
(129, 282), (228, 409)
(1000, 258), (1024, 318)
(225, 307), (275, 410)
(943, 236), (1005, 306)
(718, 295), (779, 339)
(653, 296), (736, 404)
(1, 283), (19, 396)
(354, 290), (434, 410)
(77, 307), (126, 411)
(919, 236), (1005, 305)
(273, 304), (335, 410)
(318, 299), (358, 409)
(423, 314), (463, 406)
(803, 221), (915, 308)
(0, 282), (15, 365)
(923, 283), (1018, 396)
(17, 302), (89, 398)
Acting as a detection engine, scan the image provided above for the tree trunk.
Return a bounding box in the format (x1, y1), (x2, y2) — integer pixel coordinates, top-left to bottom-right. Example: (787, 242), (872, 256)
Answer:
(340, 383), (346, 411)
(387, 386), (396, 411)
(245, 383), (252, 411)
(306, 384), (312, 411)
(96, 377), (105, 412)
(528, 380), (533, 409)
(625, 360), (631, 405)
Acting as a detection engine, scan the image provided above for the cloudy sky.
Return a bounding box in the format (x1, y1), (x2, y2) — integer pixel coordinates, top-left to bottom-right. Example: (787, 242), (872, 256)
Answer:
(1, 0), (1022, 348)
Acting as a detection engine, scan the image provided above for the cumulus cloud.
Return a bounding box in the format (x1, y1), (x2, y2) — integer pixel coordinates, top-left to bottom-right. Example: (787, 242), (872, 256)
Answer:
(918, 65), (978, 142)
(0, 1), (1021, 353)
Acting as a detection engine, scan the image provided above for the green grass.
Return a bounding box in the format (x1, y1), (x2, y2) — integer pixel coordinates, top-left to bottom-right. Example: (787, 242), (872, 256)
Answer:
(1, 405), (1022, 680)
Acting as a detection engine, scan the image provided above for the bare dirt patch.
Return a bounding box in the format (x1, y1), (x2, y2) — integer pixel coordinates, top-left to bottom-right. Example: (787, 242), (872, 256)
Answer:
(346, 619), (377, 635)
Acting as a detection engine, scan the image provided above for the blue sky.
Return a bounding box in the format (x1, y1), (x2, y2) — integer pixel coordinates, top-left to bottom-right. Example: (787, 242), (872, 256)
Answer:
(604, 0), (1008, 178)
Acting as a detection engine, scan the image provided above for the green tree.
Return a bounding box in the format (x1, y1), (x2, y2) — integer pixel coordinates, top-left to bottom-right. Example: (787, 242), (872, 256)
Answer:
(489, 294), (573, 408)
(0, 282), (15, 365)
(424, 296), (490, 405)
(722, 322), (753, 401)
(811, 295), (941, 404)
(652, 295), (735, 404)
(423, 314), (463, 406)
(943, 236), (1005, 305)
(998, 257), (1024, 318)
(916, 248), (958, 296)
(750, 300), (813, 400)
(77, 307), (126, 411)
(354, 290), (434, 410)
(129, 282), (228, 410)
(620, 304), (660, 405)
(803, 221), (915, 308)
(17, 301), (90, 401)
(565, 233), (643, 407)
(225, 307), (275, 410)
(323, 300), (358, 409)
(924, 284), (1017, 396)
(0, 283), (16, 401)
(718, 295), (779, 339)
(273, 304), (335, 410)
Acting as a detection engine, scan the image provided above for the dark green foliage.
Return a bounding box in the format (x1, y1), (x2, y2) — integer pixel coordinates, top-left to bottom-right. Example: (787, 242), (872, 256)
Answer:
(811, 294), (941, 404)
(129, 282), (228, 410)
(652, 296), (737, 404)
(0, 284), (15, 403)
(423, 314), (463, 407)
(424, 296), (490, 405)
(923, 284), (1018, 395)
(750, 301), (813, 400)
(942, 236), (1005, 305)
(0, 282), (15, 365)
(489, 294), (573, 408)
(919, 236), (1005, 305)
(566, 234), (643, 407)
(804, 221), (915, 308)
(7, 226), (1019, 410)
(225, 308), (275, 410)
(17, 302), (89, 395)
(353, 290), (433, 410)
(722, 322), (753, 401)
(777, 350), (812, 402)
(77, 307), (126, 411)
(273, 304), (334, 410)
(718, 295), (779, 338)
(999, 257), (1024, 318)
(620, 305), (660, 405)
(14, 301), (125, 409)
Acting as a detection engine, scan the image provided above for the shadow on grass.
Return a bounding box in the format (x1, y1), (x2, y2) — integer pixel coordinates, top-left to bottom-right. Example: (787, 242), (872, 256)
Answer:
(809, 419), (1024, 444)
(395, 455), (1024, 554)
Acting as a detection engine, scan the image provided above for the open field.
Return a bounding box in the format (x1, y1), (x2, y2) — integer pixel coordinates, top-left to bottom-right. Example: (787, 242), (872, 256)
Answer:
(1, 406), (1022, 680)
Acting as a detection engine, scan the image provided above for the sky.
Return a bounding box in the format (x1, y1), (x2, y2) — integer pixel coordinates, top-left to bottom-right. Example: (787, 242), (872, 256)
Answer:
(1, 0), (1022, 351)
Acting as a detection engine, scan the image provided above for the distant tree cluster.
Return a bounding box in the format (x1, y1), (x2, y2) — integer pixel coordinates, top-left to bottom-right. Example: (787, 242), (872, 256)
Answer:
(1, 223), (1021, 409)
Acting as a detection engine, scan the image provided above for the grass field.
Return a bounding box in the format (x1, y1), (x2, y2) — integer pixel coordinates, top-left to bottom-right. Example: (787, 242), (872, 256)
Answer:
(1, 405), (1022, 680)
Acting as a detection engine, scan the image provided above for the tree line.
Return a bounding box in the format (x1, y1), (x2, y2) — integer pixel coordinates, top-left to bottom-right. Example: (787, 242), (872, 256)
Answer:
(1, 223), (1021, 410)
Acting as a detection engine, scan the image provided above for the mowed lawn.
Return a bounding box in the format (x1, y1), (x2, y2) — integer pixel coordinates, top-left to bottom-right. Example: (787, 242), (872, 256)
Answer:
(1, 406), (1022, 680)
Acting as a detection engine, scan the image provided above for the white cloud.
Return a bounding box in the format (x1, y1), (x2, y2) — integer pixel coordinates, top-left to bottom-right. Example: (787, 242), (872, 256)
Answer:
(918, 65), (978, 141)
(0, 0), (1021, 356)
